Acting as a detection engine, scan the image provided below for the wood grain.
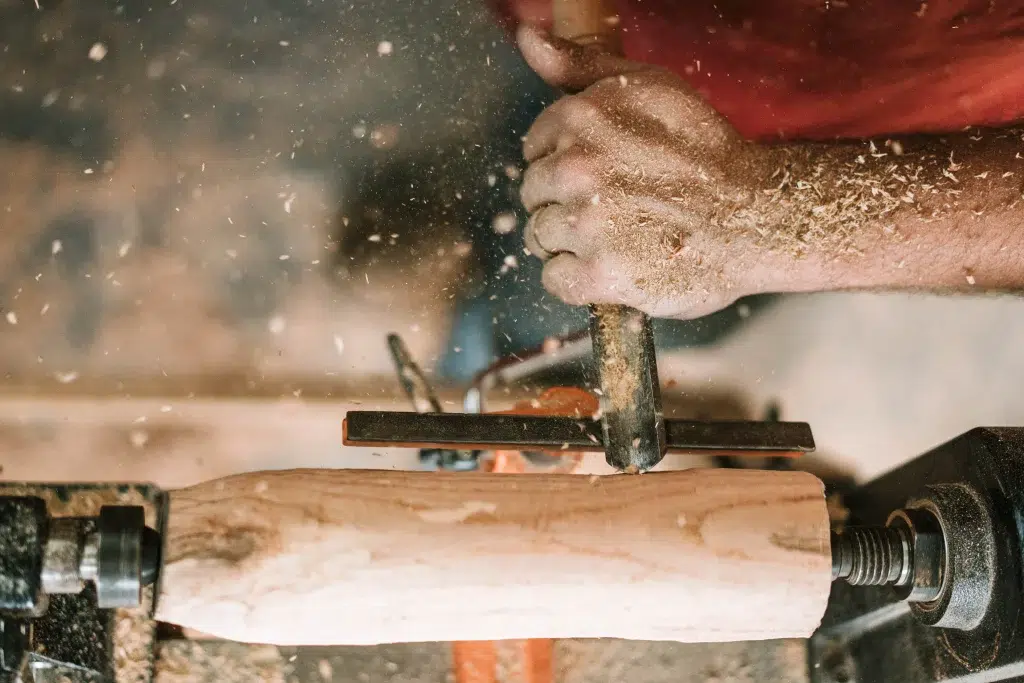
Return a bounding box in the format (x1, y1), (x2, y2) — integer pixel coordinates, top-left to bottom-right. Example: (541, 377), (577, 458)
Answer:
(156, 468), (831, 645)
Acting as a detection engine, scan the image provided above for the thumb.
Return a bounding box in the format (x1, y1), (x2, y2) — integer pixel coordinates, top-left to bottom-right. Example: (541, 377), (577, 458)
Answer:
(517, 24), (645, 92)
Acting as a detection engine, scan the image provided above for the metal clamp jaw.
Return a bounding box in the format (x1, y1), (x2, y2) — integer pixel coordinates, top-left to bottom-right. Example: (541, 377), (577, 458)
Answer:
(0, 483), (166, 683)
(35, 506), (161, 611)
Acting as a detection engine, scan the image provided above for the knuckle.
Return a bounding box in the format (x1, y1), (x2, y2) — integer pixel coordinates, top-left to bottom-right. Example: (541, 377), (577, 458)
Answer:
(542, 260), (590, 304)
(544, 98), (575, 125)
(591, 66), (662, 92)
(645, 79), (688, 105)
(521, 161), (541, 191)
(518, 176), (535, 206)
(646, 68), (684, 88)
(571, 201), (606, 233)
(588, 255), (617, 284)
(553, 149), (597, 195)
(589, 74), (625, 96)
(561, 94), (603, 121)
(520, 163), (549, 201)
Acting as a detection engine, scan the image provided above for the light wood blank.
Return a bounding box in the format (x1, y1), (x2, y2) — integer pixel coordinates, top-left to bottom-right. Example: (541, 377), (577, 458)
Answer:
(157, 468), (831, 645)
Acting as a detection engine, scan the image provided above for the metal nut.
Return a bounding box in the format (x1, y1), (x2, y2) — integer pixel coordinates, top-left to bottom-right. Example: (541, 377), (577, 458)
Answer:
(885, 507), (944, 603)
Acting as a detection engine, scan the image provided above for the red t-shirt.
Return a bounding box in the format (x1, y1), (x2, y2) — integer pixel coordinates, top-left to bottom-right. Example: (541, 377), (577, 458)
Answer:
(494, 0), (1024, 140)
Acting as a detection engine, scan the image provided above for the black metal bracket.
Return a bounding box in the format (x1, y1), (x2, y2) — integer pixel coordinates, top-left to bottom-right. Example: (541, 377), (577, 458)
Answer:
(811, 428), (1024, 683)
(344, 410), (815, 456)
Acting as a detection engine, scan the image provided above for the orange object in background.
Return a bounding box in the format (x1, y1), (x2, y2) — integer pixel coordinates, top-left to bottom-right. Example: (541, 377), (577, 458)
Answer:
(454, 640), (554, 683)
(453, 641), (497, 683)
(481, 386), (599, 475)
(452, 386), (598, 683)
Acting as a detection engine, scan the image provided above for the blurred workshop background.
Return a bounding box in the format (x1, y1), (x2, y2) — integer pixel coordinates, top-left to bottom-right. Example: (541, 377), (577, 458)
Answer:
(1, 0), (1023, 679)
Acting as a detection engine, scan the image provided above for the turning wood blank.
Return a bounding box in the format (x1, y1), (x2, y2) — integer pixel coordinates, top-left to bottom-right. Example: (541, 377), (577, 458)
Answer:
(156, 468), (831, 646)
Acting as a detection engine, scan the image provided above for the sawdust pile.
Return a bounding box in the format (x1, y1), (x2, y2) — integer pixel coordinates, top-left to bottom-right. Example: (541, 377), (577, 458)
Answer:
(114, 589), (157, 683)
(556, 638), (809, 683)
(155, 641), (288, 683)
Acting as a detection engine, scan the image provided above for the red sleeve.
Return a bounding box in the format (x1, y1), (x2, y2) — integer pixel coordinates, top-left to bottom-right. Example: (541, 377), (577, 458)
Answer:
(492, 0), (1024, 141)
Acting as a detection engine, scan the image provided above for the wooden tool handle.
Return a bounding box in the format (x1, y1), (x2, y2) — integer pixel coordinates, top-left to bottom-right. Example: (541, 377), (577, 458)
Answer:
(156, 468), (831, 645)
(552, 0), (621, 52)
(551, 0), (665, 473)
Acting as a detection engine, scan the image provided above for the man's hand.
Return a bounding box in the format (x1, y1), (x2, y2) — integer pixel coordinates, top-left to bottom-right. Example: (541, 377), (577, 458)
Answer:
(518, 25), (779, 319)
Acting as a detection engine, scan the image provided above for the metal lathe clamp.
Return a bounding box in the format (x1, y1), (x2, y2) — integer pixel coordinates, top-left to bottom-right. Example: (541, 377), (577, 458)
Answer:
(0, 483), (166, 683)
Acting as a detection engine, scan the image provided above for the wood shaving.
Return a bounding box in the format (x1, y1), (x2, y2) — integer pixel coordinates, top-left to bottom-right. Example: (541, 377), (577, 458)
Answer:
(729, 127), (1024, 263)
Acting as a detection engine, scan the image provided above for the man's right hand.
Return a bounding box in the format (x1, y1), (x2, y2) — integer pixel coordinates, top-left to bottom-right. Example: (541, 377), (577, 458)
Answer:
(518, 25), (784, 319)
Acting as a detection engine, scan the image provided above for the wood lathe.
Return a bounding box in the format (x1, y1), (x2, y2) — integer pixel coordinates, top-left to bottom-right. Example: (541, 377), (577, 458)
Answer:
(0, 306), (1012, 682)
(0, 318), (1012, 683)
(1, 427), (1021, 683)
(0, 4), (1017, 683)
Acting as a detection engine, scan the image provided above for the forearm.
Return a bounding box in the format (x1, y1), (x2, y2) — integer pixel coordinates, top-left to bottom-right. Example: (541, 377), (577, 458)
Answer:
(738, 128), (1024, 295)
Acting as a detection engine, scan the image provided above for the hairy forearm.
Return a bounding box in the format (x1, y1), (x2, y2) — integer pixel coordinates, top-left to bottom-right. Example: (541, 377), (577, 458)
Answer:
(736, 128), (1024, 295)
(512, 27), (1024, 317)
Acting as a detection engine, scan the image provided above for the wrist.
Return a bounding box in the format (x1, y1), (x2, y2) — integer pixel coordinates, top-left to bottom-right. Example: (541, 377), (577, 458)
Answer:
(714, 143), (831, 298)
(722, 140), (938, 297)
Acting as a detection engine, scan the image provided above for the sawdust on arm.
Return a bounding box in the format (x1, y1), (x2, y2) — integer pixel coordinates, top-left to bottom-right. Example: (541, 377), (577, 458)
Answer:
(726, 127), (1024, 296)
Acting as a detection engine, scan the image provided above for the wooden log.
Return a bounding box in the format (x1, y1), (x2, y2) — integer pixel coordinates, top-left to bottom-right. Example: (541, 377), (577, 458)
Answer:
(156, 468), (831, 646)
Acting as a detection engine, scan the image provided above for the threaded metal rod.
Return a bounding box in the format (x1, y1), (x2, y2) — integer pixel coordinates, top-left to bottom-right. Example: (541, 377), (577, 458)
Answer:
(831, 526), (912, 586)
